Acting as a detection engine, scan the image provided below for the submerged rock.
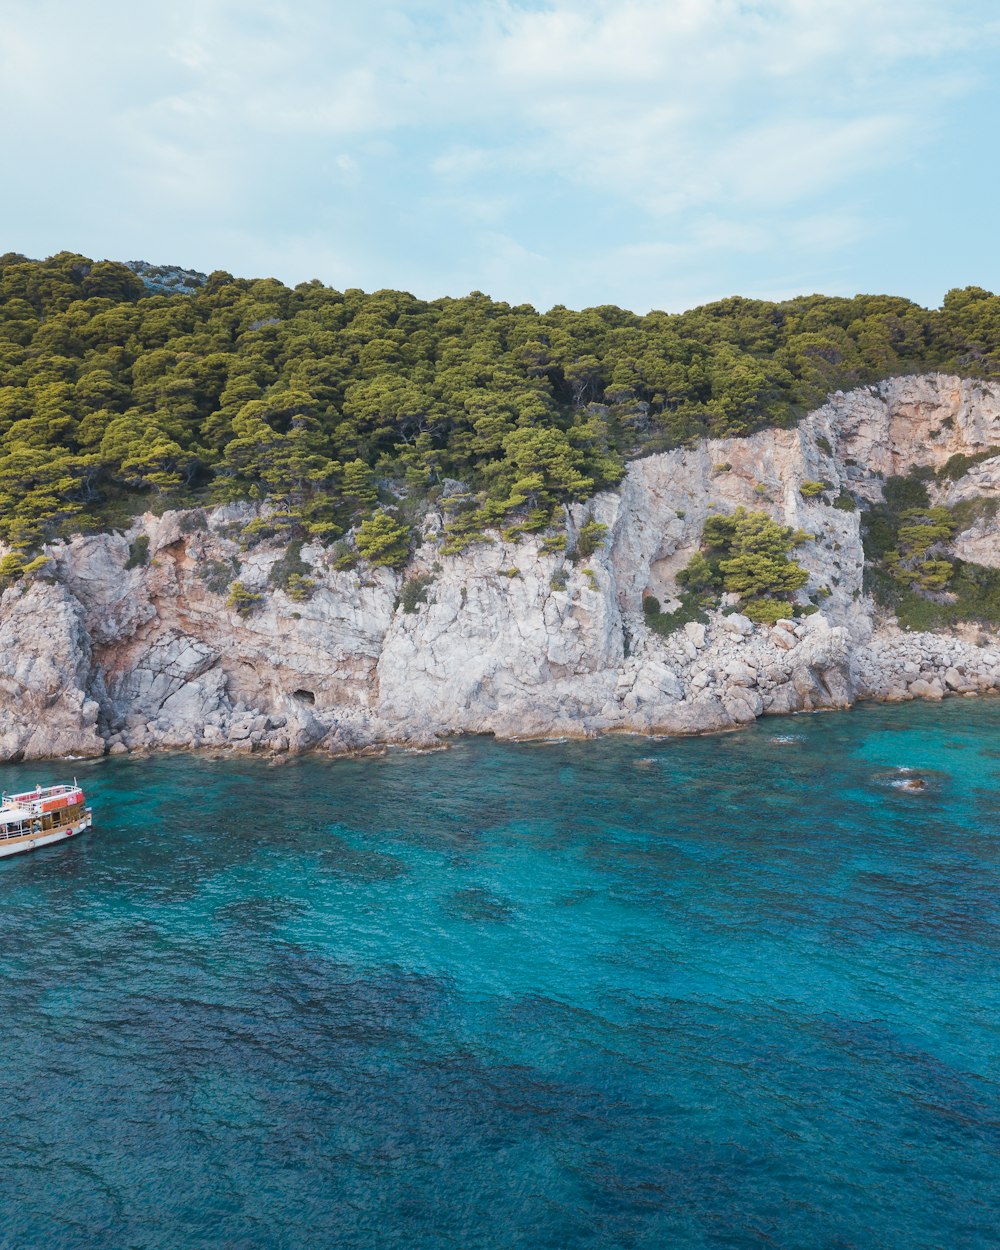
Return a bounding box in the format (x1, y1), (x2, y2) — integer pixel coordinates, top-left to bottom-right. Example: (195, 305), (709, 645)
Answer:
(894, 777), (929, 793)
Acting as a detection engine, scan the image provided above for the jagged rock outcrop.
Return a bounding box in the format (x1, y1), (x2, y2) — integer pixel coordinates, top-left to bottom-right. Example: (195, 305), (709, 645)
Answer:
(1, 374), (998, 760)
(124, 260), (206, 296)
(0, 582), (102, 760)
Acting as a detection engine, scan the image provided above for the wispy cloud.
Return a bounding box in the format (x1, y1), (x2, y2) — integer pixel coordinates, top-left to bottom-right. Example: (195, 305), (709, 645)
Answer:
(0, 0), (997, 309)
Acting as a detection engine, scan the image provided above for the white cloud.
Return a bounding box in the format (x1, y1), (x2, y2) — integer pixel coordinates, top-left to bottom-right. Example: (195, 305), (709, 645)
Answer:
(476, 0), (987, 214)
(0, 0), (997, 309)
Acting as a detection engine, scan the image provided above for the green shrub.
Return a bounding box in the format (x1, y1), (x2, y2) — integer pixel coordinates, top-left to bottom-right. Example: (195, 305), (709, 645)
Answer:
(881, 560), (1000, 631)
(912, 558), (953, 592)
(238, 515), (283, 549)
(549, 568), (568, 592)
(540, 531), (568, 554)
(883, 472), (930, 511)
(200, 557), (236, 595)
(832, 490), (856, 511)
(574, 519), (609, 560)
(178, 510), (207, 534)
(705, 509), (809, 599)
(125, 534), (149, 569)
(226, 581), (262, 616)
(0, 553), (25, 583)
(937, 446), (1000, 481)
(742, 597), (794, 625)
(285, 573), (316, 602)
(644, 591), (710, 637)
(268, 539), (314, 600)
(817, 436), (833, 456)
(799, 480), (826, 498)
(440, 527), (486, 555)
(22, 555), (51, 577)
(399, 573), (434, 613)
(356, 511), (411, 568)
(330, 540), (358, 571)
(676, 551), (715, 594)
(670, 509), (809, 624)
(950, 495), (998, 531)
(439, 495), (488, 555)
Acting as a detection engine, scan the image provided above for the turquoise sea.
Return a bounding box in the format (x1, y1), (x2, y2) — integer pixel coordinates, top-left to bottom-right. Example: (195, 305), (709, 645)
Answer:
(0, 699), (998, 1250)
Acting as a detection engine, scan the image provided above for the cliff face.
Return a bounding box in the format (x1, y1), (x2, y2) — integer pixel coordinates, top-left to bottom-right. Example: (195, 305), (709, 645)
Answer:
(5, 374), (1000, 761)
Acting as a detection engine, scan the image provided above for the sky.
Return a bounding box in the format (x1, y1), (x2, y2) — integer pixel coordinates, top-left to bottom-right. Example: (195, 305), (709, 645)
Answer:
(2, 0), (999, 314)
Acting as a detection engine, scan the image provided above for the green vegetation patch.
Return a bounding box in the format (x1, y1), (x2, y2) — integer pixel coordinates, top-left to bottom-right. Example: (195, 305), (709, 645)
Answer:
(4, 251), (1000, 562)
(642, 591), (709, 637)
(125, 534), (149, 569)
(356, 510), (410, 568)
(862, 469), (1000, 628)
(937, 446), (1000, 481)
(832, 489), (856, 511)
(644, 508), (811, 635)
(572, 519), (609, 561)
(268, 538), (316, 601)
(398, 573), (435, 614)
(799, 479), (827, 498)
(226, 581), (263, 616)
(200, 556), (237, 595)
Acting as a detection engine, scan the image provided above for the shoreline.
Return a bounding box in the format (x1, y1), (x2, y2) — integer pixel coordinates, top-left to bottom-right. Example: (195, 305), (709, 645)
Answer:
(23, 685), (999, 769)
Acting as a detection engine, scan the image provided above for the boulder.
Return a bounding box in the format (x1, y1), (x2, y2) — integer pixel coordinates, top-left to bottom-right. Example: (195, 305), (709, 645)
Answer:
(721, 613), (753, 636)
(908, 677), (945, 700)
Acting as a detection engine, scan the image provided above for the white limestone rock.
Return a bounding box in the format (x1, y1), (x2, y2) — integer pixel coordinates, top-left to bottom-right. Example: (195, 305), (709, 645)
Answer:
(0, 582), (103, 760)
(721, 613), (753, 636)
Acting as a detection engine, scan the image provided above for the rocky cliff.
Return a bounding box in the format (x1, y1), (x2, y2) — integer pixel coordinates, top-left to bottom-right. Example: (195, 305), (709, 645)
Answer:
(4, 373), (999, 761)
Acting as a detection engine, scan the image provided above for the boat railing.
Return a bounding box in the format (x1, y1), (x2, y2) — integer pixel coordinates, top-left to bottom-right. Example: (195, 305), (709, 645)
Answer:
(3, 784), (82, 810)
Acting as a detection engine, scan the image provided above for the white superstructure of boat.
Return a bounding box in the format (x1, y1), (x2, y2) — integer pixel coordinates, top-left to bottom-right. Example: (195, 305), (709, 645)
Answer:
(0, 782), (92, 859)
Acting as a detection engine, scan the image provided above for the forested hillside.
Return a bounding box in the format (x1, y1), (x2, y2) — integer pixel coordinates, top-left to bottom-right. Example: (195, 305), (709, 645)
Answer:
(2, 250), (999, 563)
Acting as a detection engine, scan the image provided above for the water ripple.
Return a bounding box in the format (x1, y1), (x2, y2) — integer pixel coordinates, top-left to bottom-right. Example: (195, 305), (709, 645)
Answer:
(0, 699), (998, 1248)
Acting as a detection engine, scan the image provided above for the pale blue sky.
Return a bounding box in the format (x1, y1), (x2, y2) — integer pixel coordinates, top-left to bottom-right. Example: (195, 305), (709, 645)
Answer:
(2, 0), (998, 313)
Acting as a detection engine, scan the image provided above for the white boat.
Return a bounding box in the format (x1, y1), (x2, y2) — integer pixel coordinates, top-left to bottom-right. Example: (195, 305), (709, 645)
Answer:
(0, 782), (93, 859)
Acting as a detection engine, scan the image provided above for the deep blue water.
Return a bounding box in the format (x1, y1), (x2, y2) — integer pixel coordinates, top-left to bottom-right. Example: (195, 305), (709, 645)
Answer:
(0, 699), (998, 1250)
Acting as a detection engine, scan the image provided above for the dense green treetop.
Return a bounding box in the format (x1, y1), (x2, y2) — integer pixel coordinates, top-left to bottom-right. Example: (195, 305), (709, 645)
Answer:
(2, 249), (1000, 555)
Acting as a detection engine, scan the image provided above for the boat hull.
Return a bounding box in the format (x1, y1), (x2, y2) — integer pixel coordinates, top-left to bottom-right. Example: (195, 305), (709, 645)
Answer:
(0, 810), (93, 859)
